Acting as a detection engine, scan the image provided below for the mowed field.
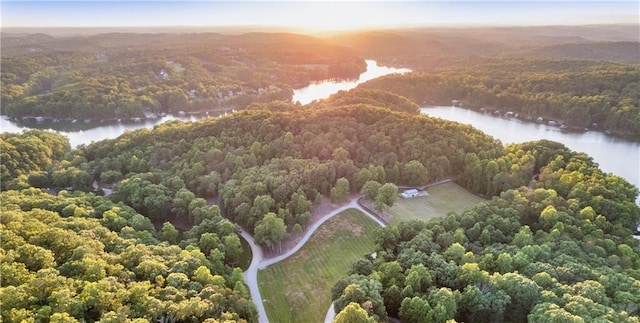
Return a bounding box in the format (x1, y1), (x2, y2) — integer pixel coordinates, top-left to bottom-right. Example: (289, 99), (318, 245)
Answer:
(389, 182), (486, 225)
(258, 209), (379, 323)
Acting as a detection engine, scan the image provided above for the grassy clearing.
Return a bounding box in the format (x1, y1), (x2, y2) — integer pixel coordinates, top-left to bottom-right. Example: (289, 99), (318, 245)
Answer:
(258, 209), (379, 323)
(389, 182), (486, 225)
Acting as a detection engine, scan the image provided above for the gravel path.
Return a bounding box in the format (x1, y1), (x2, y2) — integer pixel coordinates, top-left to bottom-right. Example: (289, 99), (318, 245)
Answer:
(235, 178), (455, 322)
(242, 197), (386, 323)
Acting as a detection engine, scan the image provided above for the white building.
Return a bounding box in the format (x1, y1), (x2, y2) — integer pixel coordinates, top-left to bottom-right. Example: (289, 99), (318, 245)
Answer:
(400, 189), (419, 198)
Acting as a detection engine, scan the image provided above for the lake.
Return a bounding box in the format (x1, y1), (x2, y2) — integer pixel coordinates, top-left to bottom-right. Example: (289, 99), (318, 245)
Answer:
(2, 62), (638, 199)
(1, 113), (222, 148)
(421, 106), (640, 198)
(292, 59), (411, 105)
(1, 59), (408, 147)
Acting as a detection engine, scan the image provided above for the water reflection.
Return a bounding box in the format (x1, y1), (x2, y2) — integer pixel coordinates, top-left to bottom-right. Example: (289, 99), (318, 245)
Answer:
(1, 112), (224, 148)
(292, 60), (411, 105)
(421, 106), (640, 196)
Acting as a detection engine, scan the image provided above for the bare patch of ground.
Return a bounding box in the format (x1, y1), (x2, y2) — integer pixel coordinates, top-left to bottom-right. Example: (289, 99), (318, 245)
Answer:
(314, 214), (363, 240)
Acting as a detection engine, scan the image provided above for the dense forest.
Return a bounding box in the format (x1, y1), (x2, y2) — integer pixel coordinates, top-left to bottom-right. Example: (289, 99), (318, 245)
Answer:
(2, 27), (639, 322)
(2, 188), (255, 322)
(2, 88), (639, 321)
(2, 27), (639, 139)
(332, 140), (640, 322)
(2, 132), (257, 321)
(1, 98), (500, 321)
(361, 58), (640, 139)
(327, 26), (640, 140)
(1, 32), (365, 120)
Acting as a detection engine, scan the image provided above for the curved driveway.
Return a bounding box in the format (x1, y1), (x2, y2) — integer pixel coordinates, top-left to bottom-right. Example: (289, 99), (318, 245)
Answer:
(242, 198), (386, 323)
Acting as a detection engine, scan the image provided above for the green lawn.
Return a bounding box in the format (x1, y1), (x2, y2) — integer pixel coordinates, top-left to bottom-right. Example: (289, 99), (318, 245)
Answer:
(258, 209), (379, 323)
(389, 182), (486, 225)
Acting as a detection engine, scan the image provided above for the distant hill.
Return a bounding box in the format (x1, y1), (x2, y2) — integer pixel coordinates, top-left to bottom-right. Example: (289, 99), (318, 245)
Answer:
(514, 41), (640, 64)
(326, 25), (640, 66)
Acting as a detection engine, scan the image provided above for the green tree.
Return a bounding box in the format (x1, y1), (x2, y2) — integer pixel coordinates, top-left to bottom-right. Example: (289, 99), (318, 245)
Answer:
(334, 302), (376, 323)
(331, 178), (350, 204)
(399, 296), (432, 323)
(223, 234), (243, 266)
(402, 160), (428, 186)
(27, 171), (51, 188)
(254, 212), (288, 253)
(159, 222), (179, 244)
(383, 285), (403, 317)
(172, 188), (195, 219)
(361, 180), (382, 202)
(374, 183), (398, 213)
(428, 287), (459, 323)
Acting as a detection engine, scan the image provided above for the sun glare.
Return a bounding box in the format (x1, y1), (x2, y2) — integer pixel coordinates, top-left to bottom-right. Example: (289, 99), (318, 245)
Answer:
(1, 1), (637, 29)
(231, 2), (418, 32)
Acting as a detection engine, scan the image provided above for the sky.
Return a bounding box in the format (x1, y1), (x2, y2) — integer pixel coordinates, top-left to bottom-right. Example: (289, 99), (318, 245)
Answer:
(2, 1), (638, 31)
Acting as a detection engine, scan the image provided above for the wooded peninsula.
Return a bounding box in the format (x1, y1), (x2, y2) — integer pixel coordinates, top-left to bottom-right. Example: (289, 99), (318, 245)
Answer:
(1, 25), (639, 323)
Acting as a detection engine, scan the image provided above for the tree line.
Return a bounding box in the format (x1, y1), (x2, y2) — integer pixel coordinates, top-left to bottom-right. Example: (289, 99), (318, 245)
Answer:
(1, 32), (366, 120)
(332, 140), (639, 322)
(2, 88), (638, 322)
(361, 57), (640, 140)
(78, 102), (498, 240)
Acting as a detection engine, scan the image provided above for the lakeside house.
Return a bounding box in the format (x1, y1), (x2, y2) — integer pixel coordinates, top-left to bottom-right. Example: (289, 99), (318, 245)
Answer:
(400, 189), (419, 198)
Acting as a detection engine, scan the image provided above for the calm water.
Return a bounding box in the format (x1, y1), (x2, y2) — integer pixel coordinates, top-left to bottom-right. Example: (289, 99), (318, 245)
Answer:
(0, 113), (221, 147)
(422, 106), (640, 195)
(2, 61), (637, 199)
(1, 59), (407, 146)
(292, 60), (411, 105)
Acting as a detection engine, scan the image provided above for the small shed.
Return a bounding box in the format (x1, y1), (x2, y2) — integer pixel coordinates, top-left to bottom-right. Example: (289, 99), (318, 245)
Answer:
(400, 189), (419, 199)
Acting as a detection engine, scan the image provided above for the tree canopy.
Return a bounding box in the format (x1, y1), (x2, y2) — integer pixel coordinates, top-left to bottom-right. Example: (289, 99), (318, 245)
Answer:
(1, 32), (366, 120)
(332, 141), (640, 322)
(0, 188), (257, 322)
(2, 75), (638, 323)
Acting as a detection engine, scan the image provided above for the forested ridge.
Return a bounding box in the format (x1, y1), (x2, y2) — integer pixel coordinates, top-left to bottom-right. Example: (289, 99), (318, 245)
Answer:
(361, 57), (640, 140)
(327, 26), (640, 140)
(79, 102), (500, 237)
(328, 25), (639, 64)
(516, 41), (640, 64)
(3, 29), (639, 140)
(1, 23), (639, 323)
(2, 89), (639, 322)
(1, 32), (365, 120)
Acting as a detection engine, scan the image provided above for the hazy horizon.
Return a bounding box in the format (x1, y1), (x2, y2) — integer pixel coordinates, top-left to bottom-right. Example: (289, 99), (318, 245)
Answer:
(2, 1), (638, 32)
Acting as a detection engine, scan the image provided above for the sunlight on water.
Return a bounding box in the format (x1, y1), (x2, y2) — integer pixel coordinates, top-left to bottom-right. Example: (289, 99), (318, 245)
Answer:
(292, 60), (411, 105)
